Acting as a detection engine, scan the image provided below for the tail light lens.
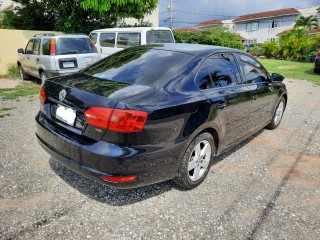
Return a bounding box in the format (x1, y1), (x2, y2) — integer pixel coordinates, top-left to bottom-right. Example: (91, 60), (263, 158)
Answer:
(39, 87), (47, 104)
(101, 175), (137, 183)
(89, 38), (98, 53)
(317, 52), (320, 57)
(50, 38), (56, 55)
(84, 107), (148, 132)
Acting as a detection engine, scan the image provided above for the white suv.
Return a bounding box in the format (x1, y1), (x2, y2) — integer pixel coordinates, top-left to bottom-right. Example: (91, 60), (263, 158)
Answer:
(17, 34), (101, 82)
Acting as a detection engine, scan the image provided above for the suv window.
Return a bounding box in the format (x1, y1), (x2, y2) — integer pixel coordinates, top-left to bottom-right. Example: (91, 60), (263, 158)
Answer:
(55, 38), (96, 55)
(33, 39), (41, 55)
(89, 33), (98, 44)
(117, 33), (141, 48)
(83, 48), (189, 86)
(236, 54), (268, 84)
(195, 54), (240, 89)
(100, 33), (115, 47)
(146, 30), (174, 44)
(42, 39), (50, 55)
(25, 40), (34, 54)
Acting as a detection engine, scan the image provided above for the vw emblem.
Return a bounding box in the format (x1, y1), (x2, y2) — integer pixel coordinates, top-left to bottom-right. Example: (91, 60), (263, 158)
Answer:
(59, 89), (66, 101)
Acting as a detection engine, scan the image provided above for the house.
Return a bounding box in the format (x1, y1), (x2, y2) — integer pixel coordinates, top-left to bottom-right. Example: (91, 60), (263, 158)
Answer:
(0, 0), (21, 13)
(195, 6), (320, 46)
(121, 5), (159, 27)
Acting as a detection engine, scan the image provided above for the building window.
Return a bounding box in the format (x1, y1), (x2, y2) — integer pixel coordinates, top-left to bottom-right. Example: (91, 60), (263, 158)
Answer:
(244, 39), (257, 46)
(246, 22), (259, 31)
(267, 38), (278, 42)
(271, 19), (281, 28)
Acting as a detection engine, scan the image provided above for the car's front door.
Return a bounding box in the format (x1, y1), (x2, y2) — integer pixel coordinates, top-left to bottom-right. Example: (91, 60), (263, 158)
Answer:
(21, 40), (34, 75)
(235, 53), (280, 132)
(196, 53), (252, 146)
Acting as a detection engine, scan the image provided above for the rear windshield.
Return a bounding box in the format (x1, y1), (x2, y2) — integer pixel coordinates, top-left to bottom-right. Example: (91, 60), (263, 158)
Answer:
(56, 38), (96, 55)
(146, 30), (174, 44)
(82, 47), (189, 85)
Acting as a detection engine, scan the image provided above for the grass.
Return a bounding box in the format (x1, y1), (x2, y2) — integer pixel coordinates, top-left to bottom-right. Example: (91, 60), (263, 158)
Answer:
(0, 64), (20, 79)
(0, 81), (40, 100)
(0, 107), (15, 118)
(259, 59), (320, 85)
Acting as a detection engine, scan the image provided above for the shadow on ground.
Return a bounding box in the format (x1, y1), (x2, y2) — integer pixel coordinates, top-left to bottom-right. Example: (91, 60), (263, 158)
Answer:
(49, 129), (264, 206)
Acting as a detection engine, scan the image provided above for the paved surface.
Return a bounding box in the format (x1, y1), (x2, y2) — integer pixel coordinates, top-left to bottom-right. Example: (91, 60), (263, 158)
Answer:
(0, 79), (319, 239)
(0, 79), (20, 89)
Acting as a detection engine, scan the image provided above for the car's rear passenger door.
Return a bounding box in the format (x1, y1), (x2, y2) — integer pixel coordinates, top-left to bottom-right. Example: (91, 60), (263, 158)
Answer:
(235, 53), (279, 132)
(196, 53), (252, 146)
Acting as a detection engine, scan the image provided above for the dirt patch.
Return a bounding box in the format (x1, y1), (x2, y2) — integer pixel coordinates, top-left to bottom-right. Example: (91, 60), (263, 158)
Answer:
(0, 79), (20, 89)
(278, 66), (297, 69)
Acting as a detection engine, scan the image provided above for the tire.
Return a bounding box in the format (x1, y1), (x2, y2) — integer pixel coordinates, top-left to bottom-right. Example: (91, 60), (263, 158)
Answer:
(40, 72), (47, 84)
(174, 132), (215, 189)
(266, 97), (286, 130)
(19, 65), (30, 80)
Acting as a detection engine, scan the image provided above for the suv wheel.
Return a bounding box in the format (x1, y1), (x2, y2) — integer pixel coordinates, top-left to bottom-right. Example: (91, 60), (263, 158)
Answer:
(19, 65), (30, 80)
(174, 132), (215, 189)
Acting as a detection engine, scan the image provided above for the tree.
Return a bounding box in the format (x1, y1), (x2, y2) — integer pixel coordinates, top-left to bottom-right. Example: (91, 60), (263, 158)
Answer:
(5, 0), (157, 33)
(294, 15), (319, 30)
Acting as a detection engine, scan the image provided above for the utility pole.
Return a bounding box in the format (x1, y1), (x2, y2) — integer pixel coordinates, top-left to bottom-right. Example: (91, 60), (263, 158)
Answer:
(169, 0), (173, 29)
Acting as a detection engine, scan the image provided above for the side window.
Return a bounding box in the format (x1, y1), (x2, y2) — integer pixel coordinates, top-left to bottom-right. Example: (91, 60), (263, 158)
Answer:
(89, 33), (98, 44)
(25, 40), (34, 54)
(117, 33), (141, 48)
(195, 62), (212, 90)
(100, 33), (115, 47)
(42, 39), (50, 55)
(33, 39), (41, 55)
(236, 54), (268, 84)
(195, 54), (240, 90)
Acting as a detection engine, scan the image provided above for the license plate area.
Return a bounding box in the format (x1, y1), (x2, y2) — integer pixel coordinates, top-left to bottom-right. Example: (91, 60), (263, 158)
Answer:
(58, 58), (78, 69)
(54, 104), (76, 126)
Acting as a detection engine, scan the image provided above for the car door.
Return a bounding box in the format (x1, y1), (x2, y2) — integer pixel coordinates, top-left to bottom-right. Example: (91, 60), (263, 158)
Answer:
(29, 38), (41, 77)
(196, 53), (252, 146)
(98, 32), (118, 57)
(21, 39), (34, 75)
(235, 53), (279, 132)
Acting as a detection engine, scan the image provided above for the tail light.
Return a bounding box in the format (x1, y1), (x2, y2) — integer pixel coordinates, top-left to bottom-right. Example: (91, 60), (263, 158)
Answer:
(101, 175), (137, 183)
(39, 87), (47, 104)
(50, 38), (56, 55)
(317, 52), (320, 57)
(84, 107), (148, 132)
(89, 38), (98, 53)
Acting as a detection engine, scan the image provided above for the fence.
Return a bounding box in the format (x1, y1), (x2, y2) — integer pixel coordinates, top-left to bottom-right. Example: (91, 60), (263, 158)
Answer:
(0, 29), (62, 74)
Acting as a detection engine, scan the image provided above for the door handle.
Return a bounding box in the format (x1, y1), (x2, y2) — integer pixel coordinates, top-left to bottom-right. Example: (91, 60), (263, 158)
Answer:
(252, 94), (258, 100)
(217, 100), (227, 109)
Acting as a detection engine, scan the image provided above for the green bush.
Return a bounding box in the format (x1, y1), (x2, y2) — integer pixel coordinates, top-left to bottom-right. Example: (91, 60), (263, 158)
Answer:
(249, 45), (262, 56)
(261, 41), (279, 58)
(173, 26), (245, 50)
(6, 64), (20, 79)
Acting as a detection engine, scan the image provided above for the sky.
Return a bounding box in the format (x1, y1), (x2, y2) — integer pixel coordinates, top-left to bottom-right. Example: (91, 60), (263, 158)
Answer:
(158, 0), (320, 29)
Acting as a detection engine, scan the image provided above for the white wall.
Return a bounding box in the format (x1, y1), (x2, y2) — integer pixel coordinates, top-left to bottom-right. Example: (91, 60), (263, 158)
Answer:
(123, 5), (159, 27)
(233, 15), (298, 44)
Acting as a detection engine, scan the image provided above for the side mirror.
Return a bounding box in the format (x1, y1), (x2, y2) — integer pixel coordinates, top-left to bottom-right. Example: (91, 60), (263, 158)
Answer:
(271, 73), (285, 82)
(17, 48), (24, 54)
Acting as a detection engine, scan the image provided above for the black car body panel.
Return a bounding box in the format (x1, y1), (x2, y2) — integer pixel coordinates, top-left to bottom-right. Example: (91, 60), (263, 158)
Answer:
(36, 43), (288, 188)
(315, 53), (320, 73)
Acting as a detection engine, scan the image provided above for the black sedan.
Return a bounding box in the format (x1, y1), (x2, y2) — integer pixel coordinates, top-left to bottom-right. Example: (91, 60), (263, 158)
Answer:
(314, 51), (320, 74)
(36, 43), (287, 189)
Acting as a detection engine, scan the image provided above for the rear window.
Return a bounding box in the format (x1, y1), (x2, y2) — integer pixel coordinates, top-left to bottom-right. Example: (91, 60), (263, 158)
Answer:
(83, 47), (189, 85)
(146, 30), (174, 44)
(56, 38), (96, 55)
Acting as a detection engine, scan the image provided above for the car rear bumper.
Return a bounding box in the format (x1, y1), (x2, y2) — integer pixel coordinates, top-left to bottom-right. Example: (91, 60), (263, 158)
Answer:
(45, 70), (79, 78)
(35, 111), (183, 189)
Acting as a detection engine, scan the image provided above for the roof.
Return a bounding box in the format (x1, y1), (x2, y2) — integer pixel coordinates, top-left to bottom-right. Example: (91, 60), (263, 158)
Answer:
(174, 28), (199, 32)
(309, 27), (320, 35)
(92, 27), (171, 33)
(233, 8), (300, 23)
(150, 43), (236, 55)
(197, 19), (223, 27)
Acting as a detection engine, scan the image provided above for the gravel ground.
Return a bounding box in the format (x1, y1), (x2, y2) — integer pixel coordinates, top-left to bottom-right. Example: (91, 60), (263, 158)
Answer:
(0, 78), (319, 239)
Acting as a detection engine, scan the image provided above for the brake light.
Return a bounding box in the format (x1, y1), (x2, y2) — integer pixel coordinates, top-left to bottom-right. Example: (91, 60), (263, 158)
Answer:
(84, 107), (148, 132)
(39, 87), (46, 104)
(84, 107), (113, 129)
(317, 52), (320, 57)
(50, 38), (55, 55)
(89, 38), (98, 53)
(101, 175), (137, 183)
